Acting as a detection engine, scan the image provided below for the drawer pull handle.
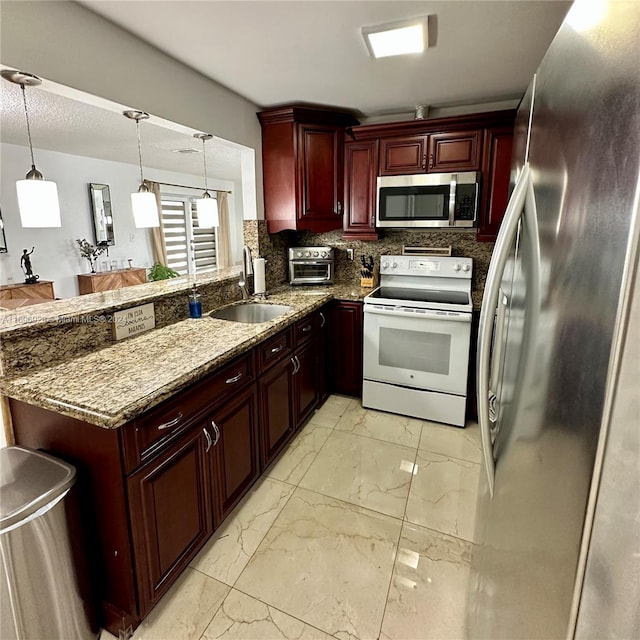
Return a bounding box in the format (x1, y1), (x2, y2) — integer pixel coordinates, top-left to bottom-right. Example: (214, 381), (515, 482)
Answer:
(211, 420), (221, 446)
(157, 412), (183, 431)
(270, 345), (284, 354)
(225, 372), (243, 384)
(320, 312), (326, 328)
(302, 324), (312, 333)
(203, 427), (213, 453)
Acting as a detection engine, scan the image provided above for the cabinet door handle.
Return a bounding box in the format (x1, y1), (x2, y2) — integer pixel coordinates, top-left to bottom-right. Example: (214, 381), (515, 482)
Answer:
(429, 153), (434, 169)
(203, 427), (213, 453)
(422, 154), (427, 169)
(291, 356), (299, 375)
(211, 420), (221, 446)
(295, 355), (301, 374)
(225, 372), (243, 384)
(336, 201), (343, 215)
(157, 412), (183, 430)
(302, 324), (312, 333)
(319, 312), (326, 328)
(270, 345), (284, 354)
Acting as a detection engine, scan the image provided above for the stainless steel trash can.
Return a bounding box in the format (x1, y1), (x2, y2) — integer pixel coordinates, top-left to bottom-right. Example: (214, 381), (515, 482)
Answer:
(0, 446), (96, 640)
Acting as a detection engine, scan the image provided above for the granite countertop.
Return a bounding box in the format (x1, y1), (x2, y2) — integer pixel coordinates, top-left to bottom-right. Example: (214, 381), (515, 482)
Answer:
(0, 267), (243, 333)
(0, 284), (367, 429)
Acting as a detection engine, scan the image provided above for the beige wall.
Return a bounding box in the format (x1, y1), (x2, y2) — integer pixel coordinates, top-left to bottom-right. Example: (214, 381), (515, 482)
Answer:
(0, 0), (264, 219)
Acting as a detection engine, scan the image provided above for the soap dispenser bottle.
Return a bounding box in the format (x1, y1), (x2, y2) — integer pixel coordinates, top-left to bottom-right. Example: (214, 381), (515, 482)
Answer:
(189, 286), (202, 319)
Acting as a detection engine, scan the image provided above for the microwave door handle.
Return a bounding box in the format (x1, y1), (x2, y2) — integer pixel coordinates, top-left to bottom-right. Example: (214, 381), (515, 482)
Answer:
(448, 174), (457, 225)
(408, 194), (415, 219)
(477, 162), (530, 497)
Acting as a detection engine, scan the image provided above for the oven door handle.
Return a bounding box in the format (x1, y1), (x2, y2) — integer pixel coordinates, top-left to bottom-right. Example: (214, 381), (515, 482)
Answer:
(363, 305), (472, 322)
(477, 162), (530, 497)
(290, 260), (333, 265)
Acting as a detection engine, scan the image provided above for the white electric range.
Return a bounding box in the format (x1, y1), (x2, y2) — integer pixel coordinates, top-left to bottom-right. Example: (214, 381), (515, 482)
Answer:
(362, 255), (473, 427)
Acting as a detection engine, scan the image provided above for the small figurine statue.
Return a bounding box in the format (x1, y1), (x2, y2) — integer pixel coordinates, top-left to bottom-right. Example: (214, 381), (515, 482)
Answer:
(20, 247), (39, 284)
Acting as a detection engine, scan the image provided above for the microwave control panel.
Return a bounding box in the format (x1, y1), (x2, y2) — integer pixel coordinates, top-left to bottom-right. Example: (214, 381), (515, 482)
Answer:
(454, 184), (478, 221)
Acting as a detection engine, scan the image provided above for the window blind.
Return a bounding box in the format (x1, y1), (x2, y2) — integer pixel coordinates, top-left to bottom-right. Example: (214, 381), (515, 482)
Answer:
(160, 197), (217, 275)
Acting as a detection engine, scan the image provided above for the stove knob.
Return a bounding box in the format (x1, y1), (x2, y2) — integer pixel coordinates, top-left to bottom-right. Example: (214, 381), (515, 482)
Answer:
(313, 251), (319, 257)
(321, 251), (327, 258)
(296, 251), (303, 258)
(392, 262), (398, 269)
(382, 261), (390, 269)
(304, 251), (311, 257)
(454, 264), (462, 272)
(462, 264), (470, 272)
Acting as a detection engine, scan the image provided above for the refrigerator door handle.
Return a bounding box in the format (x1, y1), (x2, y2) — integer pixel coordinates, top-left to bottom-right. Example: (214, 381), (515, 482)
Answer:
(477, 162), (531, 496)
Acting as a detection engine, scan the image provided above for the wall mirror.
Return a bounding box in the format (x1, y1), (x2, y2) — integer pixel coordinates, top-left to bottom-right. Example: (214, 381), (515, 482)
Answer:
(0, 209), (7, 253)
(89, 183), (115, 246)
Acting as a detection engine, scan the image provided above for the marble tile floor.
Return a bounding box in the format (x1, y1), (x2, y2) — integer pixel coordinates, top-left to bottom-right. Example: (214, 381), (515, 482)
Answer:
(101, 396), (482, 640)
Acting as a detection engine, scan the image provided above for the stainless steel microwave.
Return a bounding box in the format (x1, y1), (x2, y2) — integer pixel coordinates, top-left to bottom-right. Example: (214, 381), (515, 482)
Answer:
(376, 172), (479, 228)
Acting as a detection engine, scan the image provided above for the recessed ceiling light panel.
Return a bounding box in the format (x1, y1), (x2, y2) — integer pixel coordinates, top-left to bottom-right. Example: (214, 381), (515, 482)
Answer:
(362, 17), (428, 59)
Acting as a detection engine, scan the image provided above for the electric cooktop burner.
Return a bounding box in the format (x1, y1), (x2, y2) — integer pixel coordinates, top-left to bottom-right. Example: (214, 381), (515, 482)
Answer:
(369, 286), (470, 306)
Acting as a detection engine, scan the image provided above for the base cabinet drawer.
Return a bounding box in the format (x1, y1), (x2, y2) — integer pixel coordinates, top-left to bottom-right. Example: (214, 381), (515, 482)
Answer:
(122, 352), (254, 473)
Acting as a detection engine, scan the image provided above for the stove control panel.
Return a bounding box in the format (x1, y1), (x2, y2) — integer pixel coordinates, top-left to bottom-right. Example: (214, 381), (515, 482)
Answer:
(379, 255), (472, 278)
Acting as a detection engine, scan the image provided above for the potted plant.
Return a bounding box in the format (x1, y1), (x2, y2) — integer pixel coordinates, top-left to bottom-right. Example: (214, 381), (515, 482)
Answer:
(76, 238), (107, 273)
(148, 262), (180, 281)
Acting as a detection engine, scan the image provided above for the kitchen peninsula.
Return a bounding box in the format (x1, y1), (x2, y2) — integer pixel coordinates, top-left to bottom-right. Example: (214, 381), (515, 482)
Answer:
(0, 271), (367, 636)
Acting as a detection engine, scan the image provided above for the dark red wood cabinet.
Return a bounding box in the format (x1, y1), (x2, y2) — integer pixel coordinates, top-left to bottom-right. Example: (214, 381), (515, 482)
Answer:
(428, 130), (481, 172)
(258, 106), (359, 233)
(292, 310), (324, 428)
(327, 300), (363, 397)
(379, 135), (429, 175)
(209, 384), (260, 523)
(258, 351), (296, 468)
(478, 126), (514, 241)
(343, 140), (379, 240)
(127, 424), (213, 615)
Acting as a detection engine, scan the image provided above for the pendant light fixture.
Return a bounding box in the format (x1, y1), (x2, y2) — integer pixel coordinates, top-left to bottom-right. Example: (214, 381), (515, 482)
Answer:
(123, 110), (159, 228)
(1, 70), (61, 228)
(193, 133), (219, 228)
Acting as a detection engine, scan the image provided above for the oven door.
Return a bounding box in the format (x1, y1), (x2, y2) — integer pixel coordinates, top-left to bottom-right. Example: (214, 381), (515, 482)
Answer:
(289, 260), (333, 285)
(363, 305), (472, 395)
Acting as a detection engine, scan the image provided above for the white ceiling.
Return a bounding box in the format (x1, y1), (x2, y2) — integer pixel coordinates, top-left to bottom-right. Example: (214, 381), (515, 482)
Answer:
(79, 0), (572, 117)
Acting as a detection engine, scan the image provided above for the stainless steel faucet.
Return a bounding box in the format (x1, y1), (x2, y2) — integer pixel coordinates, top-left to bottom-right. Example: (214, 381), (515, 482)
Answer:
(239, 245), (253, 300)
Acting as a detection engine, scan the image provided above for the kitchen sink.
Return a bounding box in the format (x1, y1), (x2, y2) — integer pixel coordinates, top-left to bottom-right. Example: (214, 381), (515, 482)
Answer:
(209, 303), (293, 324)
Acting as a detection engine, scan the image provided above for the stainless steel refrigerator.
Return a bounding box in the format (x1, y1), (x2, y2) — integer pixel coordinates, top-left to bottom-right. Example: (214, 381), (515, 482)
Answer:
(469, 1), (640, 638)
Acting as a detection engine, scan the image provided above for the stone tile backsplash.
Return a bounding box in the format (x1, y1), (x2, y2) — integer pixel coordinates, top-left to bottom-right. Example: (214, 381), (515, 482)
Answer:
(245, 221), (494, 309)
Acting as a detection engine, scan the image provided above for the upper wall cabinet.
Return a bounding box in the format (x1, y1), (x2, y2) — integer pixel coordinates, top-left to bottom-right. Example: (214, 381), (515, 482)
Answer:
(378, 131), (481, 176)
(348, 110), (516, 241)
(379, 135), (429, 175)
(343, 140), (379, 241)
(427, 130), (481, 172)
(258, 106), (359, 233)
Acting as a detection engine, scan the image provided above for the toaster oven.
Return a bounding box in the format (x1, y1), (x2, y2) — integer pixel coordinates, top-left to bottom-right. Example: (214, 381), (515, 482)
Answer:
(288, 247), (334, 285)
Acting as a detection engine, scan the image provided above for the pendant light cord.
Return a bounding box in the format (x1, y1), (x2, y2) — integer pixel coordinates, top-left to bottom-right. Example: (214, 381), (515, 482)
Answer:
(201, 137), (209, 193)
(20, 84), (36, 168)
(135, 118), (145, 185)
